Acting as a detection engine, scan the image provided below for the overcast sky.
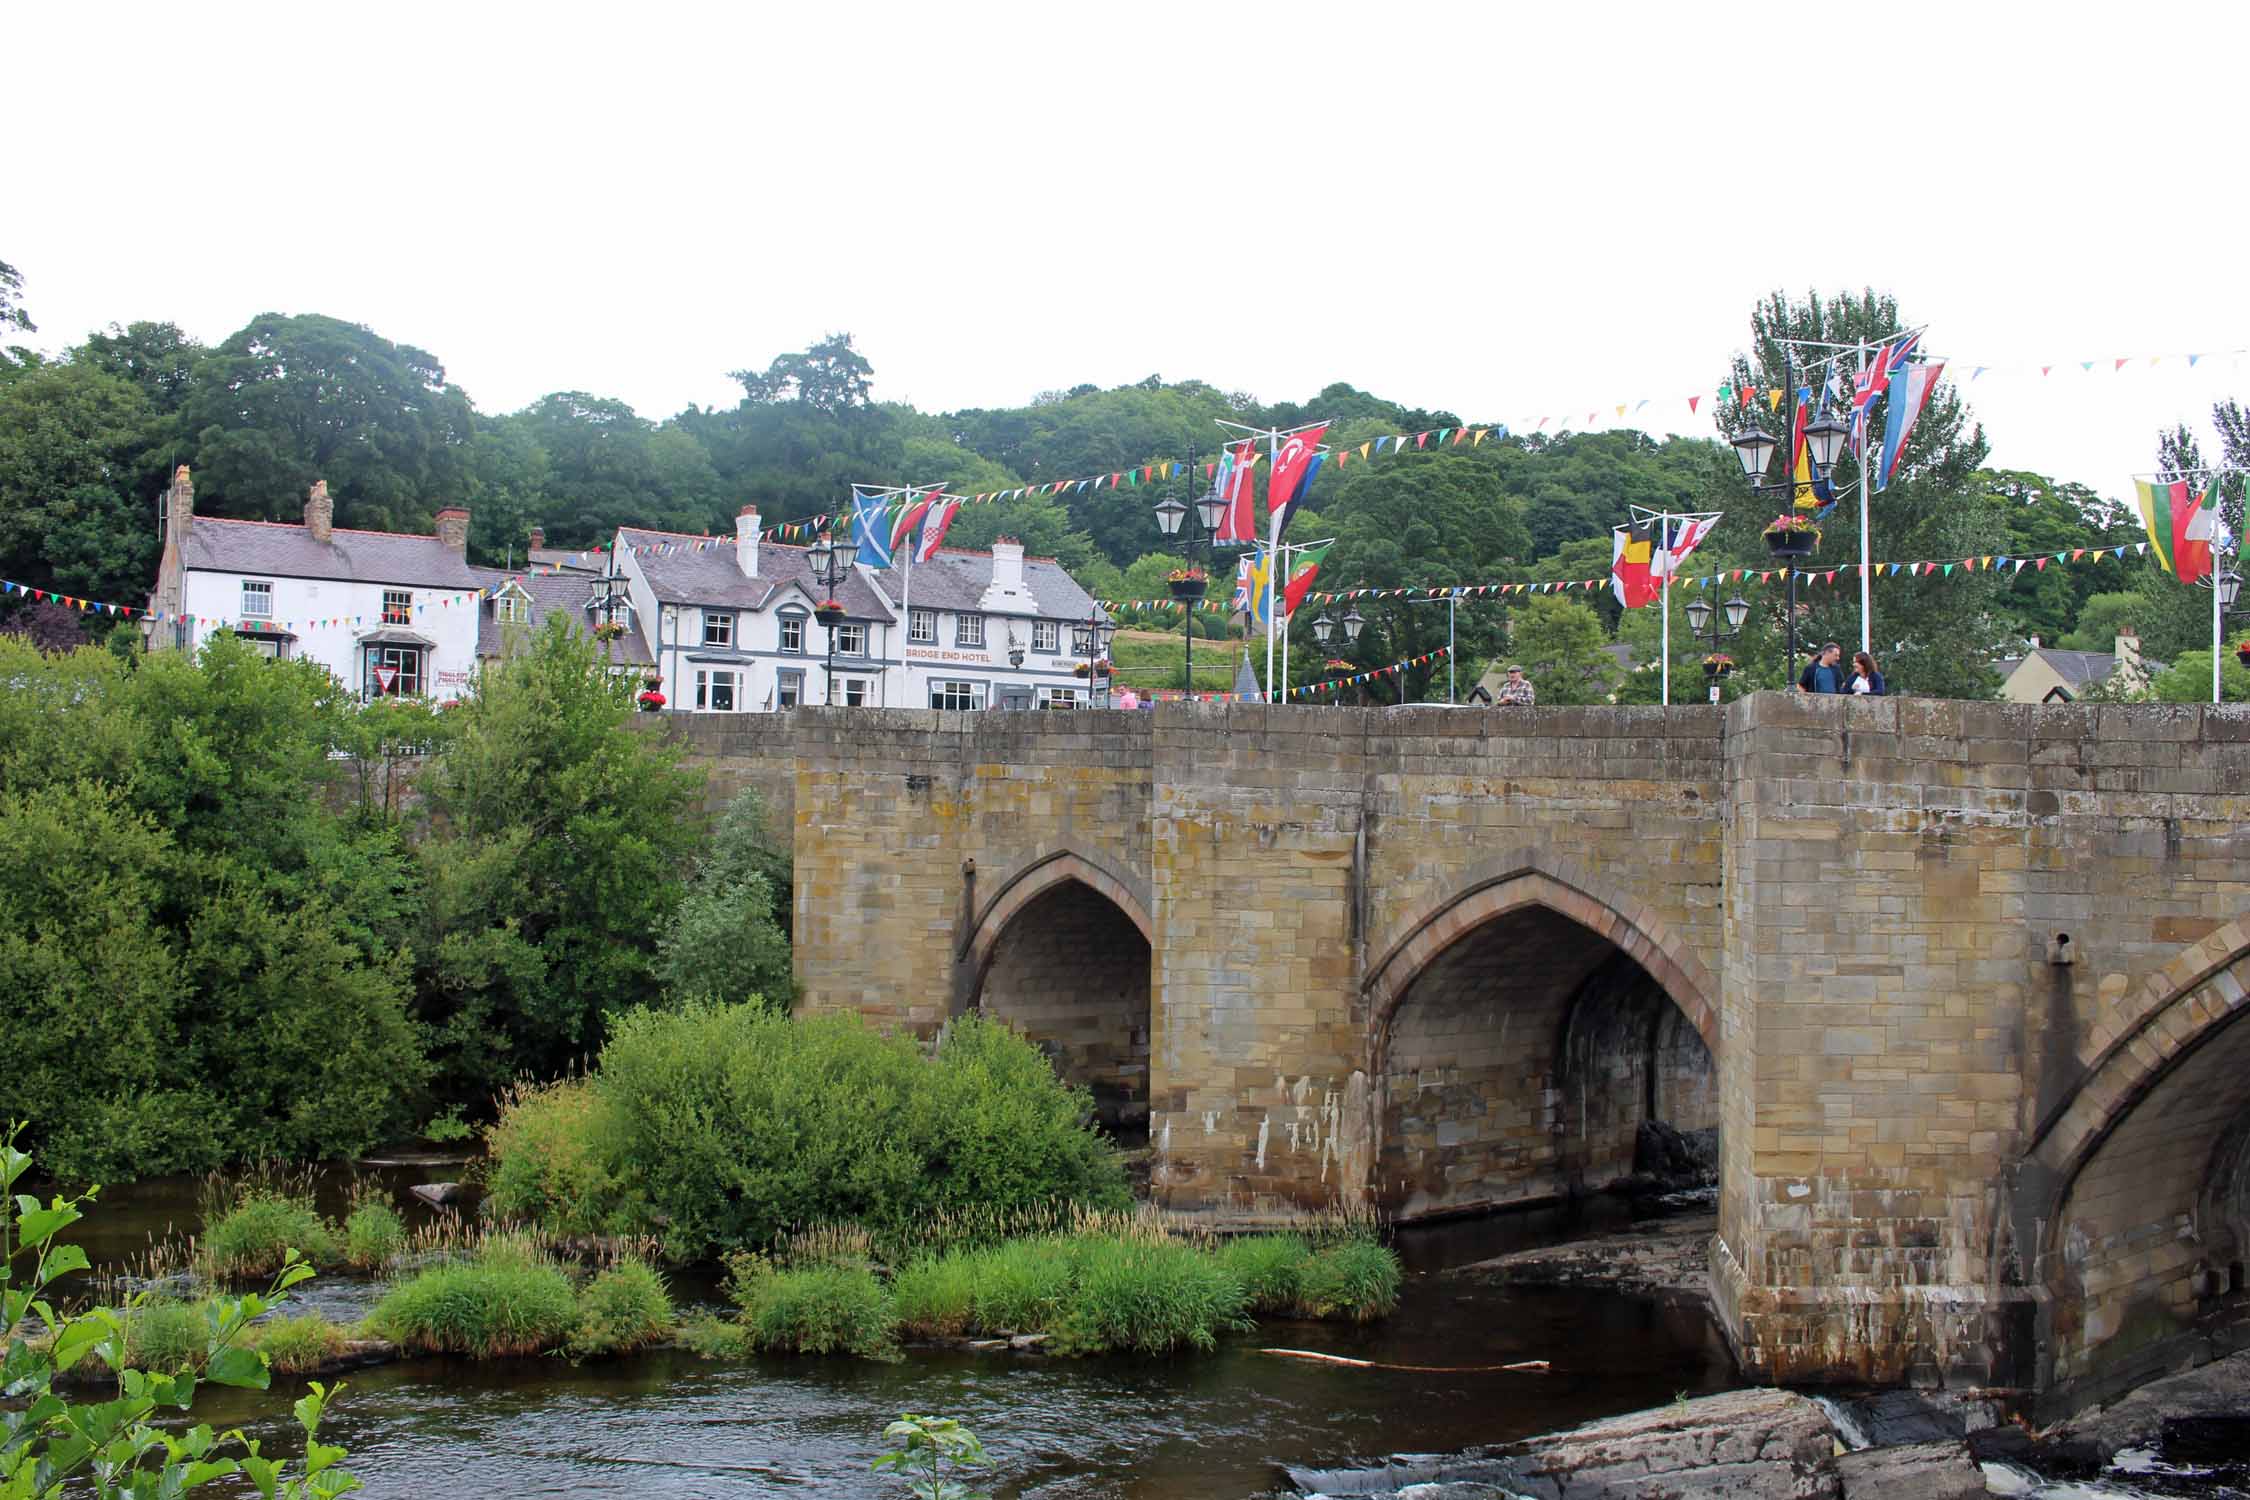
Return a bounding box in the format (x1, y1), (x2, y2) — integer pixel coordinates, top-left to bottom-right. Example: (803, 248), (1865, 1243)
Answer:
(12, 2), (2247, 497)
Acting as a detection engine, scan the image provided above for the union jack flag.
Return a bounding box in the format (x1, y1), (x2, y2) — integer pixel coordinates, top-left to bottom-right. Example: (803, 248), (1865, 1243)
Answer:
(1851, 331), (1922, 455)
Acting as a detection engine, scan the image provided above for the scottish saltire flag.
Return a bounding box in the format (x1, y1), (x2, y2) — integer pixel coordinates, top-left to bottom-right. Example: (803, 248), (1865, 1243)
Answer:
(851, 490), (894, 567)
(1875, 362), (1945, 492)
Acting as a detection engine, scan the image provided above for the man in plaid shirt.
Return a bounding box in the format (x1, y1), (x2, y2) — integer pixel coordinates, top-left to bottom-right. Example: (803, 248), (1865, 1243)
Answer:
(1496, 664), (1536, 706)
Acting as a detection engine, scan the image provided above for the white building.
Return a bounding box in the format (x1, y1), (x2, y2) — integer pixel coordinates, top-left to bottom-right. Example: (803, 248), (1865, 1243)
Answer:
(613, 506), (1111, 712)
(146, 467), (485, 699)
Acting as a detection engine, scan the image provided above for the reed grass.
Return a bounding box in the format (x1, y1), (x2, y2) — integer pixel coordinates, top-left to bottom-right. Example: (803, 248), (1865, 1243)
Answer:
(568, 1259), (674, 1357)
(367, 1236), (580, 1357)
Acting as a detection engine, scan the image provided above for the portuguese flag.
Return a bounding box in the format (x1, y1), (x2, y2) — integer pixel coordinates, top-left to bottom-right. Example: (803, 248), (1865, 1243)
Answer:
(2134, 477), (2217, 584)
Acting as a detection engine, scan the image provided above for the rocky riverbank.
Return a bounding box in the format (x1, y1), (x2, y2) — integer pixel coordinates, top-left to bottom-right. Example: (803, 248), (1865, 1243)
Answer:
(1463, 1210), (1714, 1300)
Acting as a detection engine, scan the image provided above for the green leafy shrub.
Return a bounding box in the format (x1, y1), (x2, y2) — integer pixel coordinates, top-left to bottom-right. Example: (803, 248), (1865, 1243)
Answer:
(569, 1259), (674, 1357)
(480, 1078), (629, 1236)
(342, 1196), (408, 1271)
(874, 1413), (992, 1500)
(250, 1312), (350, 1375)
(204, 1191), (339, 1278)
(890, 1252), (979, 1338)
(735, 1263), (897, 1358)
(1053, 1235), (1250, 1354)
(676, 1312), (752, 1359)
(1216, 1233), (1313, 1316)
(368, 1237), (580, 1357)
(489, 1005), (1129, 1258)
(1296, 1237), (1403, 1322)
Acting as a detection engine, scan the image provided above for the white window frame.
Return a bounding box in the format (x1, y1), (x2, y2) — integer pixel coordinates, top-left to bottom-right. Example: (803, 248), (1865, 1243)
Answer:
(695, 668), (739, 712)
(241, 579), (274, 619)
(495, 589), (527, 624)
(908, 608), (937, 644)
(956, 614), (985, 648)
(1038, 684), (1081, 710)
(382, 589), (413, 625)
(835, 622), (866, 656)
(779, 613), (806, 653)
(702, 610), (734, 648)
(1031, 620), (1059, 653)
(930, 679), (986, 711)
(777, 669), (804, 708)
(842, 676), (872, 707)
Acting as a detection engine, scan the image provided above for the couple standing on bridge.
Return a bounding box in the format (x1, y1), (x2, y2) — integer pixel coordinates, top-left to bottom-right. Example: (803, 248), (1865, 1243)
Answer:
(1796, 642), (1886, 696)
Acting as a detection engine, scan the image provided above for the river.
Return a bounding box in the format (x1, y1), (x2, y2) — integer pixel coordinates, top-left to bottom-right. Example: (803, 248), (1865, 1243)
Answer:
(62, 1170), (1737, 1497)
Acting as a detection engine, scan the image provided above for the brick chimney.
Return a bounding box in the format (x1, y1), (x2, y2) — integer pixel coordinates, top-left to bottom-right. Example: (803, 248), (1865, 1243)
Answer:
(434, 506), (469, 554)
(304, 480), (334, 543)
(736, 505), (761, 577)
(528, 525), (545, 552)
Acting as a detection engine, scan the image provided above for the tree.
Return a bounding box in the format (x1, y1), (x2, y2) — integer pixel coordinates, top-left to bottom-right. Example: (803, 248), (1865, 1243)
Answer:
(2148, 649), (2250, 703)
(0, 361), (164, 604)
(1721, 290), (2000, 699)
(656, 787), (794, 1009)
(0, 255), (34, 370)
(179, 312), (477, 532)
(731, 332), (875, 412)
(1507, 595), (1619, 704)
(417, 616), (707, 1100)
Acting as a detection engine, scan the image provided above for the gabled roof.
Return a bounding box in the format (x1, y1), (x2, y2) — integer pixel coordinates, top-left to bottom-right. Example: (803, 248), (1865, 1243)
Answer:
(1997, 646), (2164, 691)
(470, 567), (654, 667)
(185, 517), (485, 590)
(618, 528), (893, 621)
(867, 547), (1105, 623)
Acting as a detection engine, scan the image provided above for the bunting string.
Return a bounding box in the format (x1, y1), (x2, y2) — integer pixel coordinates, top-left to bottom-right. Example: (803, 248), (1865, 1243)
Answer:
(0, 577), (513, 636)
(1282, 647), (1455, 701)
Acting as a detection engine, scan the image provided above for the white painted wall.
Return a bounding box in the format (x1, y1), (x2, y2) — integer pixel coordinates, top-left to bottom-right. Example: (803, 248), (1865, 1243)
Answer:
(177, 569), (483, 698)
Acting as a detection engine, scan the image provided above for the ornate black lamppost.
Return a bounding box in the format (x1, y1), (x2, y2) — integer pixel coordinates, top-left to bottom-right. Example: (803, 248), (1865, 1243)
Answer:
(807, 530), (850, 705)
(1726, 378), (1850, 686)
(1154, 455), (1224, 694)
(1683, 591), (1753, 704)
(1077, 608), (1117, 706)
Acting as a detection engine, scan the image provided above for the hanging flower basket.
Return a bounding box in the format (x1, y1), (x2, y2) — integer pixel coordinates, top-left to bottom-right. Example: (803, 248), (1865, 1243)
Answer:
(2236, 640), (2250, 669)
(1702, 653), (1735, 679)
(813, 599), (847, 627)
(592, 621), (626, 642)
(1762, 515), (1820, 559)
(637, 689), (665, 712)
(1071, 659), (1113, 679)
(1167, 567), (1208, 601)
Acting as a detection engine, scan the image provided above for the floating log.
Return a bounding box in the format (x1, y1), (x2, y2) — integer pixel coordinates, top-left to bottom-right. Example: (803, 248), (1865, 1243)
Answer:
(1258, 1348), (1550, 1373)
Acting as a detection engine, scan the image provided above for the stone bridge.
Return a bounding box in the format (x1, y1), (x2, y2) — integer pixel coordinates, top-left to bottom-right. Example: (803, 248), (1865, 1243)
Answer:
(650, 695), (2250, 1411)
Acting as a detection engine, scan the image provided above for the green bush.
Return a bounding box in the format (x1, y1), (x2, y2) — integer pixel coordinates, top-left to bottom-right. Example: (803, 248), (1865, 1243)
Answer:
(1216, 1233), (1313, 1316)
(480, 1078), (629, 1236)
(119, 1298), (208, 1372)
(1296, 1237), (1403, 1322)
(368, 1238), (580, 1357)
(890, 1252), (979, 1338)
(569, 1259), (674, 1357)
(1054, 1236), (1250, 1355)
(204, 1192), (338, 1278)
(342, 1198), (408, 1271)
(676, 1312), (751, 1359)
(487, 1006), (1129, 1258)
(736, 1263), (896, 1358)
(250, 1312), (350, 1375)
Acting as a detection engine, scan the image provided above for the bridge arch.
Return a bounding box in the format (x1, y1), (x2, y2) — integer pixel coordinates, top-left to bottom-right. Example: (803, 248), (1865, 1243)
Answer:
(1364, 858), (1722, 1220)
(958, 848), (1154, 1142)
(2019, 916), (2250, 1402)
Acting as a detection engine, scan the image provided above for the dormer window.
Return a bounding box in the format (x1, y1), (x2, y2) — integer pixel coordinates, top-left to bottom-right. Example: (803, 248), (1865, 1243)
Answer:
(495, 590), (528, 624)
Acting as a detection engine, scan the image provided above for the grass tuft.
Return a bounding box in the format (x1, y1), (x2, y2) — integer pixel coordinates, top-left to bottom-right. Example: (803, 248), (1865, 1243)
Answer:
(250, 1313), (351, 1375)
(733, 1262), (896, 1358)
(568, 1259), (674, 1358)
(203, 1192), (338, 1279)
(342, 1195), (408, 1272)
(1215, 1233), (1314, 1316)
(368, 1237), (580, 1357)
(1296, 1236), (1403, 1322)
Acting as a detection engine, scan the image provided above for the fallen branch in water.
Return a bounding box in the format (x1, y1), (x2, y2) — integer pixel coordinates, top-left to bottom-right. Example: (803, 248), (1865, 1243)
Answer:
(1259, 1348), (1550, 1373)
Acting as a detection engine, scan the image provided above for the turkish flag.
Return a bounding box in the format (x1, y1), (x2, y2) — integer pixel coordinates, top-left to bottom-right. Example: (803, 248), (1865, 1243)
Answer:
(1217, 440), (1258, 543)
(1266, 423), (1330, 547)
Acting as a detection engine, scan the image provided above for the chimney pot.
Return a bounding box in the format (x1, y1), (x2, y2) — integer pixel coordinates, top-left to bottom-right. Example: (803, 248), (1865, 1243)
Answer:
(528, 525), (546, 551)
(435, 507), (470, 554)
(305, 480), (334, 544)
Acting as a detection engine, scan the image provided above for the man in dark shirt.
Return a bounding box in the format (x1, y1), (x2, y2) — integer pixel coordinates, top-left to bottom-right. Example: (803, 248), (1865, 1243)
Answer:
(1798, 642), (1845, 694)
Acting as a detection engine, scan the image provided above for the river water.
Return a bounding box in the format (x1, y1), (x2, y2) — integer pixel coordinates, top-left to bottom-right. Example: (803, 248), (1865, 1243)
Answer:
(64, 1171), (1737, 1497)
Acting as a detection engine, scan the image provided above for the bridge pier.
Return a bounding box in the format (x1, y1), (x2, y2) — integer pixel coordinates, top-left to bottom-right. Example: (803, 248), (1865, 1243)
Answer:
(650, 694), (2250, 1402)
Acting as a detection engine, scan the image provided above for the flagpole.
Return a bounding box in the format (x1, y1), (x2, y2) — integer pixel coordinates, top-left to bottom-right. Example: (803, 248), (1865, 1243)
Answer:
(1265, 428), (1279, 702)
(1280, 541), (1292, 699)
(2215, 533), (2225, 705)
(897, 537), (911, 710)
(1857, 342), (1873, 656)
(1661, 551), (1671, 707)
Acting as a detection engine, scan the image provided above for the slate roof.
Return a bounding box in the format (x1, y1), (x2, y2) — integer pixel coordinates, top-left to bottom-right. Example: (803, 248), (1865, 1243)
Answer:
(1996, 646), (2164, 691)
(472, 568), (655, 667)
(184, 517), (486, 590)
(618, 529), (893, 621)
(867, 548), (1107, 624)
